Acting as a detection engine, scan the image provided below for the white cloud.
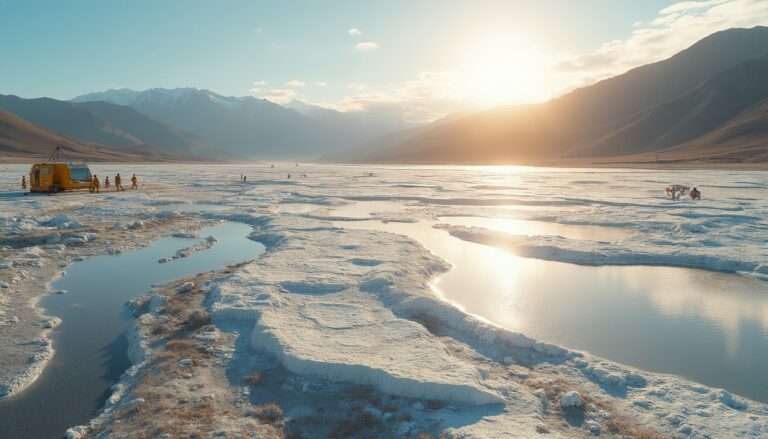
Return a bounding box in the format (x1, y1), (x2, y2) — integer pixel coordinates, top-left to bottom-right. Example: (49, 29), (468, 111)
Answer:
(554, 0), (768, 87)
(285, 80), (306, 87)
(355, 41), (379, 51)
(315, 81), (328, 87)
(250, 80), (297, 103)
(330, 71), (474, 123)
(254, 88), (296, 104)
(348, 28), (362, 36)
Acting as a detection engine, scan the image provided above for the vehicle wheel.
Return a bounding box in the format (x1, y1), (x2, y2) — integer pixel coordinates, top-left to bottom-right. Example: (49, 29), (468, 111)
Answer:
(52, 186), (59, 194)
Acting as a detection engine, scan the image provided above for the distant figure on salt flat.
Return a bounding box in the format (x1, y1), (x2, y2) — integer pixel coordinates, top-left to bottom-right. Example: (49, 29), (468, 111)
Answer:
(131, 174), (138, 190)
(690, 187), (701, 200)
(243, 175), (247, 182)
(104, 176), (110, 189)
(91, 175), (101, 193)
(21, 175), (26, 190)
(115, 173), (124, 191)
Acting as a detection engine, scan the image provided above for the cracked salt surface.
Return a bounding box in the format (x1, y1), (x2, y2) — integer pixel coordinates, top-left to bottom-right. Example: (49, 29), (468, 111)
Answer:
(0, 221), (264, 439)
(335, 215), (768, 404)
(2, 164), (768, 438)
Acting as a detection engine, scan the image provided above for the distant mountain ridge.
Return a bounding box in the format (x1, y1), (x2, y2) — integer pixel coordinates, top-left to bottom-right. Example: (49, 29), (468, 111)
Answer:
(357, 26), (768, 165)
(0, 109), (178, 161)
(0, 94), (213, 158)
(73, 88), (417, 160)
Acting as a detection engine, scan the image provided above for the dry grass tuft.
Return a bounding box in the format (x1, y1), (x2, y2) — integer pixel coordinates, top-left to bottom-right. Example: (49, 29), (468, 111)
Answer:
(243, 371), (262, 385)
(187, 309), (211, 330)
(162, 299), (186, 316)
(249, 402), (284, 425)
(605, 415), (670, 439)
(329, 411), (383, 438)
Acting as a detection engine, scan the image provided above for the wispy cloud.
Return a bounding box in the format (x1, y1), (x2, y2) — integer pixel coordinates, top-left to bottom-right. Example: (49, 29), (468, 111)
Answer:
(250, 80), (297, 103)
(554, 0), (768, 84)
(348, 28), (362, 36)
(254, 27), (263, 33)
(285, 80), (306, 87)
(355, 42), (379, 51)
(257, 88), (296, 104)
(330, 71), (473, 122)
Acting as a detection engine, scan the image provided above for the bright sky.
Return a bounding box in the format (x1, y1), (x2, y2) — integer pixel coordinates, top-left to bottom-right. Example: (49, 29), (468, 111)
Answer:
(1, 0), (767, 122)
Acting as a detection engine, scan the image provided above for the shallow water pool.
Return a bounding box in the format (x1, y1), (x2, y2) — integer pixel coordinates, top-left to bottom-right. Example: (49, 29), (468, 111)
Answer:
(440, 216), (632, 242)
(337, 219), (768, 404)
(0, 222), (264, 439)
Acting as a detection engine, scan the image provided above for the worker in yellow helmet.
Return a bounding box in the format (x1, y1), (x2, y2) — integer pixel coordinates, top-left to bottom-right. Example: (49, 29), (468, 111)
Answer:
(131, 174), (138, 190)
(91, 174), (101, 193)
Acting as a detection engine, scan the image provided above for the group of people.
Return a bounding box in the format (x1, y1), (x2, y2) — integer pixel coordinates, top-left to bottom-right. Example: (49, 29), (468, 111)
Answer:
(89, 173), (138, 193)
(665, 185), (702, 200)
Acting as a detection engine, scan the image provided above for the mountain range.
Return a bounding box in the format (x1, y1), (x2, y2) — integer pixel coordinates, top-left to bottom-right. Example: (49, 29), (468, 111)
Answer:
(0, 109), (178, 161)
(352, 26), (768, 165)
(1, 26), (767, 165)
(71, 88), (415, 160)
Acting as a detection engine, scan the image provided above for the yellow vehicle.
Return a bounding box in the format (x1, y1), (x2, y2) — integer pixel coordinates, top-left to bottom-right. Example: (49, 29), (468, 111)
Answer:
(29, 147), (93, 194)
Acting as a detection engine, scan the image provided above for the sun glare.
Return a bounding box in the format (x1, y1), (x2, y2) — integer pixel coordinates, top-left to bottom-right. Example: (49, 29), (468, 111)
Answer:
(461, 35), (551, 107)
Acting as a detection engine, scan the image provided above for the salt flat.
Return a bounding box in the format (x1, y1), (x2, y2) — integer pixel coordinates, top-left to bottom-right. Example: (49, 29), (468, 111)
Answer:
(0, 163), (767, 438)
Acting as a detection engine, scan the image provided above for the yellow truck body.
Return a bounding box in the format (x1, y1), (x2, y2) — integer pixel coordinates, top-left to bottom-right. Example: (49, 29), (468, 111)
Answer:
(29, 162), (93, 193)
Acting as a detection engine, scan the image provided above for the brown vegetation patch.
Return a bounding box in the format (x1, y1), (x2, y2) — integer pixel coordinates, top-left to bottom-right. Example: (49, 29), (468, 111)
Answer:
(243, 372), (262, 386)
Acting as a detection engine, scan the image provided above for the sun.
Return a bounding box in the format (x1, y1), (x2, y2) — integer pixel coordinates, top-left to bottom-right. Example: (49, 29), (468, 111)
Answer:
(460, 35), (551, 108)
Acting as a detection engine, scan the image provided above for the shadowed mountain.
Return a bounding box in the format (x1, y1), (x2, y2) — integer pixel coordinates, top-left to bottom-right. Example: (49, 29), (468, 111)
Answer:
(284, 99), (418, 145)
(660, 97), (768, 163)
(359, 26), (768, 164)
(74, 88), (416, 160)
(0, 110), (176, 161)
(322, 111), (473, 163)
(574, 58), (768, 157)
(72, 101), (215, 157)
(0, 95), (213, 158)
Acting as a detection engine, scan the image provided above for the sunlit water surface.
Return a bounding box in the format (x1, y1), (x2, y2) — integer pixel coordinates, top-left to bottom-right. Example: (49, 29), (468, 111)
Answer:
(336, 217), (768, 404)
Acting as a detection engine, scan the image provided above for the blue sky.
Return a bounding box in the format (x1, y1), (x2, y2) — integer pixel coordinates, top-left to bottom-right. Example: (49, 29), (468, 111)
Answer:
(1, 0), (766, 121)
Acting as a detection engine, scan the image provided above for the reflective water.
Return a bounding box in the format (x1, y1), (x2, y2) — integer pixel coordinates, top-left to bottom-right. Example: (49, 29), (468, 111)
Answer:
(151, 203), (233, 212)
(330, 201), (406, 218)
(0, 222), (265, 439)
(337, 219), (768, 404)
(440, 216), (632, 242)
(276, 203), (327, 214)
